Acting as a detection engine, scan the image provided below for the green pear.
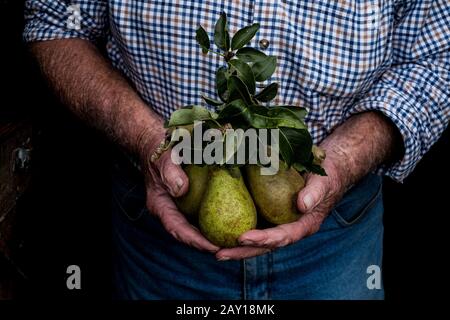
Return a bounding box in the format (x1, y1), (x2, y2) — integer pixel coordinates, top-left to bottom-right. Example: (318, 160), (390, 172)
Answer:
(175, 165), (209, 217)
(199, 167), (257, 248)
(245, 163), (305, 224)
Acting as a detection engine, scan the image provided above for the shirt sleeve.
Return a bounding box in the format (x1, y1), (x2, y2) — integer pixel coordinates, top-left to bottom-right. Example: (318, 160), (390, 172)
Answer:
(23, 0), (108, 43)
(345, 0), (450, 182)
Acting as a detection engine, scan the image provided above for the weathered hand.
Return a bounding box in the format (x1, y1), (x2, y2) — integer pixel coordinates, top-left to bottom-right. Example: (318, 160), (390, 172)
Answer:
(216, 111), (401, 260)
(141, 134), (220, 253)
(215, 151), (346, 260)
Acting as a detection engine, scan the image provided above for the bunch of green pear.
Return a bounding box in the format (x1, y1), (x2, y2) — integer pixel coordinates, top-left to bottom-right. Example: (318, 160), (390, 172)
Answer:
(176, 163), (305, 247)
(157, 13), (327, 248)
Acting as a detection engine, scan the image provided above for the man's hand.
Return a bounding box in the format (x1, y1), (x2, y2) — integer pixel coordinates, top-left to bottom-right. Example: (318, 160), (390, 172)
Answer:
(216, 111), (402, 260)
(215, 152), (345, 260)
(140, 134), (219, 253)
(30, 39), (219, 253)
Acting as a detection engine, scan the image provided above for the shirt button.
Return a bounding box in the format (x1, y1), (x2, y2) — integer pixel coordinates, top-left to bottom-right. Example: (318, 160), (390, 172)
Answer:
(259, 39), (270, 50)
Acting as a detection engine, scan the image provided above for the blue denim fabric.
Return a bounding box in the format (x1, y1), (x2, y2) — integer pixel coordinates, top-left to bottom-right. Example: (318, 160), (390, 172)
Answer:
(111, 161), (384, 300)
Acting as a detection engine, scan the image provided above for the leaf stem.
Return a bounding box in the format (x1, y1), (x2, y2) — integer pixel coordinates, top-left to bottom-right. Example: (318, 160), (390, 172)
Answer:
(210, 118), (223, 128)
(207, 49), (225, 57)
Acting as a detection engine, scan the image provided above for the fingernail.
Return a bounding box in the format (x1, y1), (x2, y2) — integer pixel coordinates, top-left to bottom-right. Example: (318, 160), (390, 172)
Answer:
(240, 240), (255, 246)
(217, 256), (230, 261)
(303, 193), (315, 210)
(175, 177), (184, 190)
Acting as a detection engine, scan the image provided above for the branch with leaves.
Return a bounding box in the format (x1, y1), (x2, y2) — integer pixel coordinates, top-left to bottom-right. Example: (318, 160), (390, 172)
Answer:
(158, 12), (325, 175)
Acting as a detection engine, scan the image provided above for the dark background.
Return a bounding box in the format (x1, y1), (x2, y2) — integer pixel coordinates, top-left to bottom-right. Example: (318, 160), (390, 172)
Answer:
(1, 0), (448, 301)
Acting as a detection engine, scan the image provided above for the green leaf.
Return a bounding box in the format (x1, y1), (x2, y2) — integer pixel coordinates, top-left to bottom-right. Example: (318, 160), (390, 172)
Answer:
(218, 100), (265, 128)
(291, 146), (327, 176)
(292, 162), (306, 172)
(216, 66), (229, 102)
(227, 75), (253, 105)
(167, 105), (216, 127)
(196, 26), (210, 54)
(303, 163), (327, 176)
(278, 127), (313, 166)
(217, 99), (250, 128)
(218, 100), (271, 129)
(254, 83), (278, 102)
(236, 47), (267, 63)
(242, 106), (269, 128)
(218, 102), (305, 130)
(201, 94), (223, 107)
(229, 59), (256, 94)
(231, 23), (260, 50)
(273, 106), (307, 120)
(278, 129), (295, 166)
(273, 106), (307, 122)
(266, 107), (307, 129)
(237, 106), (304, 129)
(217, 99), (247, 119)
(252, 56), (277, 82)
(214, 12), (230, 51)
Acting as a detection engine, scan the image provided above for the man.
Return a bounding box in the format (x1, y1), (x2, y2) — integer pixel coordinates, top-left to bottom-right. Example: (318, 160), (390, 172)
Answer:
(24, 0), (449, 299)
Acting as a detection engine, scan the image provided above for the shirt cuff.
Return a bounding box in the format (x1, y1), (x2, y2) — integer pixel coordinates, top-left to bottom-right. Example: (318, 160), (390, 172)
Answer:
(345, 97), (421, 183)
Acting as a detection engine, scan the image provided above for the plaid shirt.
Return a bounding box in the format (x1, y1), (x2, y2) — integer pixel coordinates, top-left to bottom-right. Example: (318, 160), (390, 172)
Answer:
(24, 0), (450, 182)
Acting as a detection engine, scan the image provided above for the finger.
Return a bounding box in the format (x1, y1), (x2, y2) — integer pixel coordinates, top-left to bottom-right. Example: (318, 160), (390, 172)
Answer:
(216, 246), (271, 261)
(157, 151), (189, 197)
(147, 188), (219, 253)
(238, 213), (323, 249)
(296, 174), (329, 213)
(161, 214), (219, 253)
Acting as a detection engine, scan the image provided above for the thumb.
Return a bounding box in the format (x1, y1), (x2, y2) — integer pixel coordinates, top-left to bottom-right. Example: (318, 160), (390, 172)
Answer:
(297, 175), (328, 213)
(158, 151), (189, 198)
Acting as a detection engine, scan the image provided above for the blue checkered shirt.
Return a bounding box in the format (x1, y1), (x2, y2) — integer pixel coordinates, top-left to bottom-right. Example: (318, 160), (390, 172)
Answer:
(24, 0), (450, 182)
